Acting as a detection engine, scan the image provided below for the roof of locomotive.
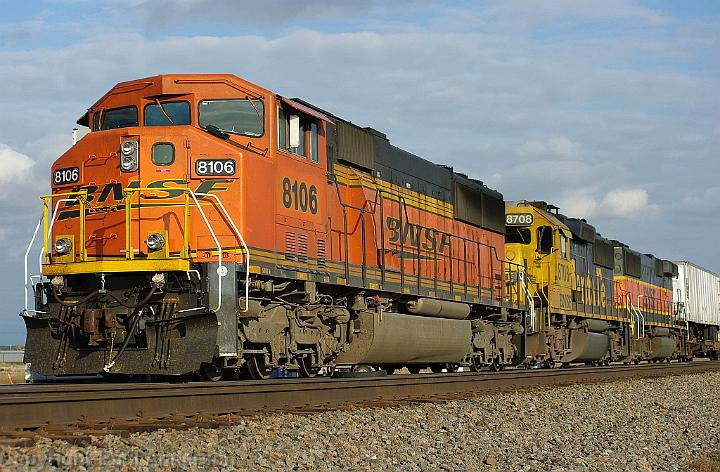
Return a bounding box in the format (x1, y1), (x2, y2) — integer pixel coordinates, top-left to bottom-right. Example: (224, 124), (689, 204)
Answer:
(77, 73), (274, 127)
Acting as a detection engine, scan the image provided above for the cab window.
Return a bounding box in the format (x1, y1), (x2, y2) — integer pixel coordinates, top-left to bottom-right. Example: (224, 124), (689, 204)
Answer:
(198, 98), (264, 137)
(93, 106), (139, 131)
(505, 227), (531, 244)
(537, 226), (553, 254)
(560, 233), (568, 258)
(277, 107), (319, 163)
(145, 101), (191, 126)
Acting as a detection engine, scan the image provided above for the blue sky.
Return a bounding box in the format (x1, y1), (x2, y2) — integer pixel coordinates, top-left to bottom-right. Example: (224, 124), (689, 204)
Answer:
(0, 0), (718, 343)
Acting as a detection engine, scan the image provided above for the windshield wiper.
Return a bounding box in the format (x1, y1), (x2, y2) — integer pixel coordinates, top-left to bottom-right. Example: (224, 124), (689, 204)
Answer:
(155, 98), (174, 125)
(204, 124), (230, 140)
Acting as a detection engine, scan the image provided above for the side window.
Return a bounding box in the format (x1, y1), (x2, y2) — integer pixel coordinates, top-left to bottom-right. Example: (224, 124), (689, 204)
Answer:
(92, 106), (139, 131)
(289, 119), (306, 157)
(537, 226), (553, 254)
(278, 107), (287, 151)
(277, 107), (319, 164)
(560, 233), (568, 258)
(310, 122), (319, 163)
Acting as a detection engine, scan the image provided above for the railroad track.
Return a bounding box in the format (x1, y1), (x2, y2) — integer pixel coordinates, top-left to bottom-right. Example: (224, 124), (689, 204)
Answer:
(0, 361), (718, 445)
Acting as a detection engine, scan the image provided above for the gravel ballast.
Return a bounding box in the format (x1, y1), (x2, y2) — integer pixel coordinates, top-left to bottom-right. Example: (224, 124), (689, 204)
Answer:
(1, 371), (719, 471)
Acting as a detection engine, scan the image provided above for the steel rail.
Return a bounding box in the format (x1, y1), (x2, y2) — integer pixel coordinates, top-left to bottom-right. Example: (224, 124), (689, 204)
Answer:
(1, 362), (718, 431)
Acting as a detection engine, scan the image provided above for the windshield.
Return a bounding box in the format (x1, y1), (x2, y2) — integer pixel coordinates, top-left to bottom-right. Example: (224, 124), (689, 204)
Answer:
(505, 227), (531, 244)
(93, 106), (138, 130)
(198, 99), (264, 137)
(145, 101), (191, 126)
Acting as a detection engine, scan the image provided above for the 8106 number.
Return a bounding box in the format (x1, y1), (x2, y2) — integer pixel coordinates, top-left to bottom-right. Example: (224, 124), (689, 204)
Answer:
(282, 178), (318, 214)
(195, 159), (235, 176)
(53, 167), (79, 186)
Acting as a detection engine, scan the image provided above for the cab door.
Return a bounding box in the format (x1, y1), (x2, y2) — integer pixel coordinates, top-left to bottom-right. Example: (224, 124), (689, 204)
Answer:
(274, 106), (329, 277)
(137, 135), (189, 260)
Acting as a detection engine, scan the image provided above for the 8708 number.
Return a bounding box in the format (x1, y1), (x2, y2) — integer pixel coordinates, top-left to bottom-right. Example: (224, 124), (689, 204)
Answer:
(282, 178), (318, 214)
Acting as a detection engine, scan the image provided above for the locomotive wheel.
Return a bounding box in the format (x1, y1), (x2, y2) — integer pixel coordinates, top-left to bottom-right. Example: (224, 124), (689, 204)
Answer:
(470, 358), (483, 372)
(200, 363), (223, 382)
(247, 355), (272, 380)
(430, 364), (446, 374)
(298, 355), (320, 378)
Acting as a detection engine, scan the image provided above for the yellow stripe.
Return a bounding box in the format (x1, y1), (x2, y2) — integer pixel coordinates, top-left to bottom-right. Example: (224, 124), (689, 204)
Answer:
(615, 275), (672, 293)
(334, 164), (455, 218)
(43, 259), (190, 275)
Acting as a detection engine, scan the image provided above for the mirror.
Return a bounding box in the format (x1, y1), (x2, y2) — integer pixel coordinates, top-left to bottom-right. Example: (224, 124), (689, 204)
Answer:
(289, 115), (300, 148)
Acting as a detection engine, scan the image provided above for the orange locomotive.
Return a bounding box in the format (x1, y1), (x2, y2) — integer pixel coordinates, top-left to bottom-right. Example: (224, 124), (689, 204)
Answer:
(23, 74), (527, 379)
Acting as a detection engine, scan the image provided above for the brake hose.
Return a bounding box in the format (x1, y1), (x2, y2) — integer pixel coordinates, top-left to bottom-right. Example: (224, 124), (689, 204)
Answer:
(102, 310), (142, 373)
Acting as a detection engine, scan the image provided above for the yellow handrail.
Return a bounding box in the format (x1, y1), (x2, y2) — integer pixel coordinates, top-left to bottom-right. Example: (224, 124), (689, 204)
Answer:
(120, 187), (193, 261)
(41, 187), (196, 264)
(40, 190), (88, 262)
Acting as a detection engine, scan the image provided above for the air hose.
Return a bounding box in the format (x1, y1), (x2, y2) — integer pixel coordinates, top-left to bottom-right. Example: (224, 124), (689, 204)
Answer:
(102, 310), (142, 373)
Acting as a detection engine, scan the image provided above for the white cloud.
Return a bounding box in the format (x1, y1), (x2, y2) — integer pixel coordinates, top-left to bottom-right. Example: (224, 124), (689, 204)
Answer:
(0, 143), (35, 186)
(556, 187), (657, 221)
(557, 192), (599, 218)
(600, 188), (651, 218)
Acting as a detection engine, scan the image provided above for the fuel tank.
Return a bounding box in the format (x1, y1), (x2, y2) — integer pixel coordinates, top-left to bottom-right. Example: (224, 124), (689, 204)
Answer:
(560, 330), (610, 363)
(336, 310), (472, 364)
(649, 336), (675, 359)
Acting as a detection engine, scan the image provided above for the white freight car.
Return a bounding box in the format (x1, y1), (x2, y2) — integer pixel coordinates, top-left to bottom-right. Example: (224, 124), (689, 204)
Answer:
(673, 261), (720, 327)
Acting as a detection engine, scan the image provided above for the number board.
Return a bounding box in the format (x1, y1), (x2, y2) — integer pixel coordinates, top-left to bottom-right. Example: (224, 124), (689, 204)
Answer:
(506, 213), (534, 226)
(53, 167), (80, 186)
(195, 159), (236, 177)
(281, 177), (318, 214)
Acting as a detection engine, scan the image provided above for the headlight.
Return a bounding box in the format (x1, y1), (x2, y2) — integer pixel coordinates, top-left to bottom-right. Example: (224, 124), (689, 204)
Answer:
(146, 233), (165, 251)
(121, 141), (136, 156)
(120, 139), (138, 172)
(54, 238), (72, 255)
(120, 154), (138, 171)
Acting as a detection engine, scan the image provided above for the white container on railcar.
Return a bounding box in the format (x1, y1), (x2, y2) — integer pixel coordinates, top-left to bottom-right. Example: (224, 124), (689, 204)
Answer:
(673, 261), (720, 326)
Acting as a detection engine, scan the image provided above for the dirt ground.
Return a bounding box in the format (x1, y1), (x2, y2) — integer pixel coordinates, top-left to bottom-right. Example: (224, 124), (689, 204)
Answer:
(0, 363), (25, 384)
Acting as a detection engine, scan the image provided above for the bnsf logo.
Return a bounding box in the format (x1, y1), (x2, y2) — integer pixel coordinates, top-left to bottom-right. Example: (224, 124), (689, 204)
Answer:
(386, 216), (450, 253)
(56, 179), (229, 221)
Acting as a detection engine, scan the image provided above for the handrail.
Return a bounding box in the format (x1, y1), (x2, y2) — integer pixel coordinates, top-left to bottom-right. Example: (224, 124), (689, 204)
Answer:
(26, 187), (250, 316)
(626, 295), (644, 339)
(196, 192), (250, 313)
(636, 295), (647, 335)
(518, 270), (536, 332)
(22, 215), (44, 316)
(625, 295), (640, 339)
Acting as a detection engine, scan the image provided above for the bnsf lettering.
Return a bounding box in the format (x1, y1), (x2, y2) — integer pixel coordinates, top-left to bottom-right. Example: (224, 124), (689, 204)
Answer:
(386, 217), (450, 253)
(56, 179), (230, 220)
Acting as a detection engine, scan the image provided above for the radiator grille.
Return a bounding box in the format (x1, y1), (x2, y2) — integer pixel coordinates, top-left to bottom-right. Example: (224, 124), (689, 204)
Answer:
(285, 231), (296, 261)
(317, 238), (326, 268)
(297, 233), (308, 263)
